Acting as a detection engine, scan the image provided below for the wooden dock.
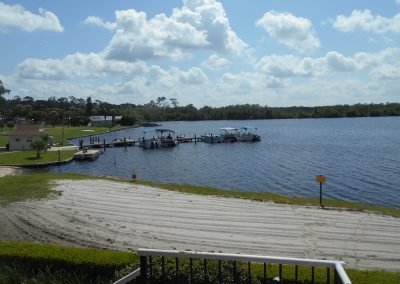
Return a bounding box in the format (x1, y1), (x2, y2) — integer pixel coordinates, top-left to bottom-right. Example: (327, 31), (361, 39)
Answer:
(176, 135), (202, 143)
(82, 139), (137, 149)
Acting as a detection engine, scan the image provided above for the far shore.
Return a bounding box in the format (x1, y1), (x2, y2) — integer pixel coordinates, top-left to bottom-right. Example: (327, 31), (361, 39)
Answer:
(1, 178), (399, 271)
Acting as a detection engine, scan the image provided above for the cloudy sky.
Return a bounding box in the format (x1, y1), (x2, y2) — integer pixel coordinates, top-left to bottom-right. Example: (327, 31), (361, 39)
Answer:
(1, 0), (399, 107)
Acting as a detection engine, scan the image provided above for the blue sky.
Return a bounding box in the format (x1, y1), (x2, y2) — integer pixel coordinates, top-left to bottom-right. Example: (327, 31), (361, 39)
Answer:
(1, 0), (399, 107)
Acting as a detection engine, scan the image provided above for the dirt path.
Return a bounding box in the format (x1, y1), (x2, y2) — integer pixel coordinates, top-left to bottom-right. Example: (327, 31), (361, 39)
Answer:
(1, 179), (399, 271)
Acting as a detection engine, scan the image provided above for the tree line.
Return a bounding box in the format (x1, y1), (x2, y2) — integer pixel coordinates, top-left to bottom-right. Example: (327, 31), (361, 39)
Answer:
(1, 82), (399, 127)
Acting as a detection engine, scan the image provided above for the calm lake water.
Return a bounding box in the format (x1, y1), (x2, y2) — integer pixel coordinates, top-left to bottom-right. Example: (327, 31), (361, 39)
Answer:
(48, 117), (400, 208)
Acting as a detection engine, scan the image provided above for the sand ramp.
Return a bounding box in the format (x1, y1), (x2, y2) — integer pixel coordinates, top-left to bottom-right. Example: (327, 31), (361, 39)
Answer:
(1, 179), (399, 271)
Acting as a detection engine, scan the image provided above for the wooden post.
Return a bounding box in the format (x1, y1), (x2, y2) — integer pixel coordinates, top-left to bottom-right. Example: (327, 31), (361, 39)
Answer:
(103, 139), (106, 151)
(58, 149), (61, 163)
(140, 255), (147, 283)
(320, 182), (323, 208)
(194, 134), (197, 144)
(124, 137), (127, 151)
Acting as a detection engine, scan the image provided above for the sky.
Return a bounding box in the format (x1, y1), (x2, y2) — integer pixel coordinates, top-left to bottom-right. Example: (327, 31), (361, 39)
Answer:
(0, 0), (400, 107)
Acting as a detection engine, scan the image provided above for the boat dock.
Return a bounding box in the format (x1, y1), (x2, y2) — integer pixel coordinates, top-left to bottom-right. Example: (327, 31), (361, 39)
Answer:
(80, 130), (259, 150)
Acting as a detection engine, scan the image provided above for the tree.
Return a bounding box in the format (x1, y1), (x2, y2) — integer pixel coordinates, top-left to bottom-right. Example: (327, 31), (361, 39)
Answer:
(85, 97), (93, 116)
(0, 79), (11, 97)
(156, 96), (167, 108)
(170, 98), (179, 108)
(31, 138), (46, 158)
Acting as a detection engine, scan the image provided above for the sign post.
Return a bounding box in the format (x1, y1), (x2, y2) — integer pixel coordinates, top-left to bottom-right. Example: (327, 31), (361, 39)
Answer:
(316, 175), (326, 208)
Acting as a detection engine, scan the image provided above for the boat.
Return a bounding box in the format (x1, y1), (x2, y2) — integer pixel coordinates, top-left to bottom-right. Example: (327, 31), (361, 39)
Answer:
(237, 127), (261, 142)
(156, 129), (177, 147)
(220, 127), (238, 143)
(200, 134), (222, 143)
(139, 130), (161, 149)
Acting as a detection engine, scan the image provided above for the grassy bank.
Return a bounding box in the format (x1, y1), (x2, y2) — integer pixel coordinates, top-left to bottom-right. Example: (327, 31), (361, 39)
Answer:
(0, 173), (88, 205)
(0, 150), (76, 166)
(0, 125), (129, 148)
(0, 173), (399, 218)
(0, 241), (399, 284)
(44, 125), (128, 145)
(0, 241), (138, 284)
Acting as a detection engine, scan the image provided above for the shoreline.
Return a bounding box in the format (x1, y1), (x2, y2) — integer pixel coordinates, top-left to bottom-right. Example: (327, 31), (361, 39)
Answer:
(1, 178), (399, 271)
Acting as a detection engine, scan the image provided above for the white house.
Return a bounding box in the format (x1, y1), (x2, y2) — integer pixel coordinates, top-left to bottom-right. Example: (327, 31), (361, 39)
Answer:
(89, 116), (122, 127)
(2, 124), (46, 151)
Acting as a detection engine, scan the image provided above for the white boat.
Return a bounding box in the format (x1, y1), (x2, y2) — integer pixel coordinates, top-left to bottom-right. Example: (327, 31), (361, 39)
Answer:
(220, 127), (238, 143)
(156, 129), (177, 147)
(139, 130), (161, 149)
(238, 127), (261, 142)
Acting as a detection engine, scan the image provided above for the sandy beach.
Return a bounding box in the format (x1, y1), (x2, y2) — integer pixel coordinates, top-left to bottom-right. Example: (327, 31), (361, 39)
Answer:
(1, 179), (399, 271)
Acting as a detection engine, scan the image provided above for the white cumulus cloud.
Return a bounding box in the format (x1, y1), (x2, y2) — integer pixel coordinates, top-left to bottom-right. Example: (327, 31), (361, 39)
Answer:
(103, 0), (246, 62)
(256, 48), (400, 79)
(0, 1), (63, 32)
(201, 54), (230, 70)
(15, 53), (147, 80)
(84, 16), (116, 30)
(256, 11), (320, 54)
(333, 10), (400, 34)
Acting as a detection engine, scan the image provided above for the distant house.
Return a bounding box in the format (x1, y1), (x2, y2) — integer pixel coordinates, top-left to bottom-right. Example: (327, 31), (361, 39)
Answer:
(89, 116), (122, 127)
(2, 124), (46, 151)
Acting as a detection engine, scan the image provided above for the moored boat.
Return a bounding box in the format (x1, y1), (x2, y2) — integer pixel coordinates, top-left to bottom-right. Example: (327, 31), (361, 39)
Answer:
(220, 127), (238, 143)
(139, 130), (161, 149)
(238, 127), (261, 142)
(156, 129), (177, 147)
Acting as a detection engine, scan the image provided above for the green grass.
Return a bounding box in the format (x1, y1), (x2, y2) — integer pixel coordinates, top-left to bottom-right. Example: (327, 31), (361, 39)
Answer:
(44, 125), (127, 145)
(0, 125), (128, 147)
(0, 173), (83, 205)
(0, 136), (7, 148)
(0, 241), (399, 284)
(0, 241), (138, 283)
(0, 150), (76, 166)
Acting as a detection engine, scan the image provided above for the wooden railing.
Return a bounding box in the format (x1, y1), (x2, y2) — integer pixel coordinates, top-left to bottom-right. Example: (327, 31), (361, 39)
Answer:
(114, 248), (352, 284)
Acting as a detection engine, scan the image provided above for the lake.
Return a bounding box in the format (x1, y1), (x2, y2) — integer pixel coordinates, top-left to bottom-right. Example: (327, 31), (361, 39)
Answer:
(48, 117), (400, 208)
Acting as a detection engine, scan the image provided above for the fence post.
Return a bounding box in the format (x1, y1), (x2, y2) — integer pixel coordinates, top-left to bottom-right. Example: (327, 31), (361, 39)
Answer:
(140, 255), (148, 283)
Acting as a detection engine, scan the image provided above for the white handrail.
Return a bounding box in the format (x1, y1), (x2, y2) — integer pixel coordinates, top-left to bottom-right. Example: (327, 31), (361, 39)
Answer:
(113, 268), (140, 284)
(138, 248), (352, 283)
(335, 263), (352, 284)
(138, 248), (344, 268)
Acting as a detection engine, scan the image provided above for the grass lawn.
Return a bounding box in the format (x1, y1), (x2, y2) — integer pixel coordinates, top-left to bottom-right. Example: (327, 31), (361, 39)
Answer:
(0, 125), (128, 147)
(0, 241), (138, 283)
(0, 150), (76, 166)
(44, 125), (127, 145)
(0, 241), (399, 284)
(0, 135), (7, 147)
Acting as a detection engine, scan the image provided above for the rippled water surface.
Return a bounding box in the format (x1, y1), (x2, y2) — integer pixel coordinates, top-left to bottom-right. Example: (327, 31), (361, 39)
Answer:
(49, 117), (400, 207)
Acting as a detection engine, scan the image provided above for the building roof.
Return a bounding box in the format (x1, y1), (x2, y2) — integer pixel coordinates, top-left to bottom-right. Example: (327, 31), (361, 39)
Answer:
(1, 124), (45, 137)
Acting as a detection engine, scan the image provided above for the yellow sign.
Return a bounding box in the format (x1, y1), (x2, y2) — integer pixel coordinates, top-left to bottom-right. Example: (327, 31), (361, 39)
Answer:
(316, 175), (326, 183)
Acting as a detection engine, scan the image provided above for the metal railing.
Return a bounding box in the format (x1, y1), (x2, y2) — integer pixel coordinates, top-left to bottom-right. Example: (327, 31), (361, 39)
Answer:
(114, 248), (352, 284)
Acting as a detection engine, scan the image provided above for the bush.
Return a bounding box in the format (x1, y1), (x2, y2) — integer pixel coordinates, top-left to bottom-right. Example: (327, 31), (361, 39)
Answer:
(0, 242), (139, 283)
(120, 115), (136, 126)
